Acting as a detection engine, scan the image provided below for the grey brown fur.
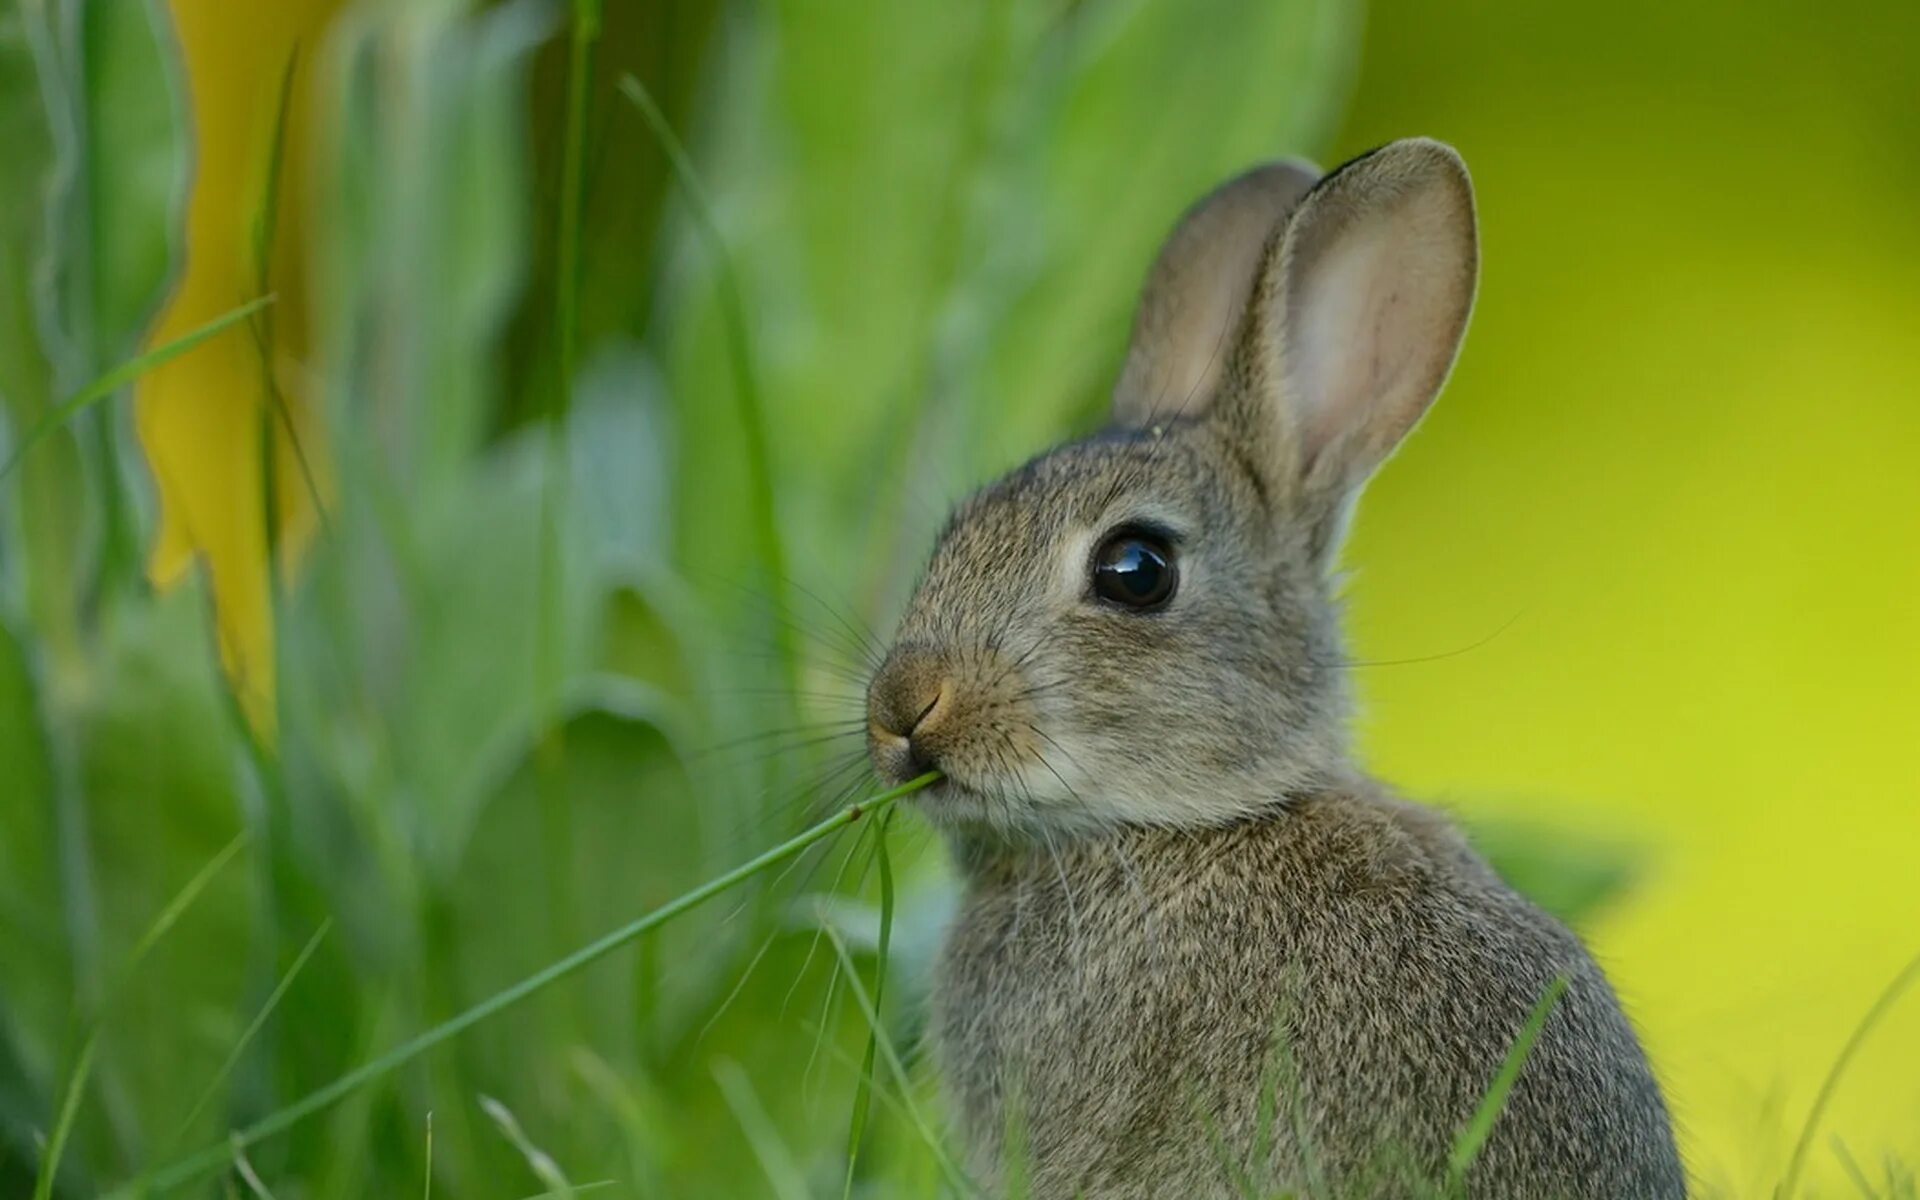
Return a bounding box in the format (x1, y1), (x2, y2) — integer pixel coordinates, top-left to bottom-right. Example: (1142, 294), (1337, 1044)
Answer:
(867, 139), (1685, 1198)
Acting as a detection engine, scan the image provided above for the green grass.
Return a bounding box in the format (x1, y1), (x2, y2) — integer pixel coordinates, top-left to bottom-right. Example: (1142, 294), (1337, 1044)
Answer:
(135, 774), (936, 1196)
(32, 832), (251, 1200)
(840, 809), (897, 1199)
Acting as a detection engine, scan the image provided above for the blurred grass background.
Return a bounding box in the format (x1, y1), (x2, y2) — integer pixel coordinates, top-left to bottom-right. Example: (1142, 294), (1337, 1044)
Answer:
(1, 0), (1915, 1197)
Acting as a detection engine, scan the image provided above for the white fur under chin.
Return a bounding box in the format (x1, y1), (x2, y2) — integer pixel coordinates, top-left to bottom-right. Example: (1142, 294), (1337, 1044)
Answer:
(933, 726), (1320, 841)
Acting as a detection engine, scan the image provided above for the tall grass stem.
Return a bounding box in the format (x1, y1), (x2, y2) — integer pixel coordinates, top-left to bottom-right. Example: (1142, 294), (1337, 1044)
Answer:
(32, 832), (252, 1200)
(1444, 972), (1570, 1192)
(617, 73), (799, 708)
(842, 809), (897, 1198)
(824, 924), (973, 1197)
(1778, 950), (1920, 1199)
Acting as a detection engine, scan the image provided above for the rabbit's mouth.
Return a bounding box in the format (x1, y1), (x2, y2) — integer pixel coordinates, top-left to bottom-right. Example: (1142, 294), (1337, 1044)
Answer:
(901, 771), (1029, 832)
(907, 774), (987, 821)
(866, 638), (1078, 834)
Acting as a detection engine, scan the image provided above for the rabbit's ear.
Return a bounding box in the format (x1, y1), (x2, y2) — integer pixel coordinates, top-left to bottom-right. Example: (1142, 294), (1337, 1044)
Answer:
(1110, 160), (1320, 427)
(1243, 138), (1477, 530)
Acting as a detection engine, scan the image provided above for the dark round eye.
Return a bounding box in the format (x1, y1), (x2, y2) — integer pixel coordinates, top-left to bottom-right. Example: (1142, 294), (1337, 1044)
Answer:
(1092, 530), (1178, 610)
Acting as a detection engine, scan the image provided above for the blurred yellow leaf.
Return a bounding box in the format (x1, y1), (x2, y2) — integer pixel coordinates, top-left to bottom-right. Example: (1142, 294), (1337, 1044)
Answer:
(136, 0), (342, 731)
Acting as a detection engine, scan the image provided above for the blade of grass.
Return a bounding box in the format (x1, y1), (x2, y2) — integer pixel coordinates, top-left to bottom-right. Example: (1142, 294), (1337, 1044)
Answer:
(1778, 949), (1920, 1200)
(126, 833), (253, 967)
(530, 0), (603, 1033)
(801, 819), (877, 1087)
(823, 924), (973, 1198)
(1, 296), (275, 487)
(133, 773), (938, 1195)
(251, 45), (328, 553)
(170, 918), (334, 1145)
(33, 831), (252, 1200)
(569, 1047), (670, 1188)
(1892, 1157), (1919, 1200)
(34, 1036), (99, 1200)
(1247, 1005), (1285, 1192)
(842, 809), (896, 1199)
(1190, 1089), (1258, 1200)
(694, 928), (781, 1047)
(553, 0), (599, 411)
(480, 1095), (575, 1200)
(1831, 1134), (1882, 1200)
(517, 1184), (615, 1200)
(1248, 993), (1321, 1199)
(712, 1057), (811, 1200)
(229, 1139), (276, 1200)
(617, 73), (797, 705)
(1000, 1080), (1029, 1200)
(1445, 972), (1570, 1193)
(796, 1016), (918, 1130)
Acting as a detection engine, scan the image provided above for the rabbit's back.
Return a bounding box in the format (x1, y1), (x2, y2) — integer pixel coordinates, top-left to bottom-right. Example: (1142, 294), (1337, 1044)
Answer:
(934, 786), (1685, 1199)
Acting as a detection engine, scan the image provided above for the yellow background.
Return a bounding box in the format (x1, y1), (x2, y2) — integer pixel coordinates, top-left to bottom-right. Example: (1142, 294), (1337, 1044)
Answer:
(1336, 0), (1920, 1188)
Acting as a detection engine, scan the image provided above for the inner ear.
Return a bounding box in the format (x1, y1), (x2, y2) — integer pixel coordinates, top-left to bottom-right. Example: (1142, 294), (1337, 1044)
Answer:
(1110, 160), (1320, 429)
(1240, 138), (1479, 537)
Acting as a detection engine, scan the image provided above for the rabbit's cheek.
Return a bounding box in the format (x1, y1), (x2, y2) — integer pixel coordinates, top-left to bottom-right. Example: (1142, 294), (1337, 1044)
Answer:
(917, 686), (1040, 783)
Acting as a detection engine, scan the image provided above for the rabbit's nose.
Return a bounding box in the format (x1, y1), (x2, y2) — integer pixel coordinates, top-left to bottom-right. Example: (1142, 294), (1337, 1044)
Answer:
(868, 652), (953, 782)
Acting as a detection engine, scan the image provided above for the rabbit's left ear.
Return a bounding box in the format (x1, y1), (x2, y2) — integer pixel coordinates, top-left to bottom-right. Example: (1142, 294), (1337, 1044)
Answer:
(1243, 138), (1479, 511)
(1110, 160), (1320, 427)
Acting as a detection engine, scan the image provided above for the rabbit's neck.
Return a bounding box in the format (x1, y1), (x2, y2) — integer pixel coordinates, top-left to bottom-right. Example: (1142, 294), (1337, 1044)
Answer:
(943, 759), (1364, 882)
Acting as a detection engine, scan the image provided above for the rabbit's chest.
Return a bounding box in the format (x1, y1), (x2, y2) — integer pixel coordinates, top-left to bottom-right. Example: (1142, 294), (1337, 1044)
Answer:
(931, 861), (1282, 1194)
(935, 871), (1169, 1072)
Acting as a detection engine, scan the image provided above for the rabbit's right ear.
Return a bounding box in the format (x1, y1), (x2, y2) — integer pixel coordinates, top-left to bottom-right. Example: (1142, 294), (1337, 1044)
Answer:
(1228, 138), (1478, 563)
(1111, 160), (1321, 427)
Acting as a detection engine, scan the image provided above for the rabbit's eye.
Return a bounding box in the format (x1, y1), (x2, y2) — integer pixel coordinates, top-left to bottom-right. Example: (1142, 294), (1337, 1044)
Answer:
(1092, 530), (1178, 610)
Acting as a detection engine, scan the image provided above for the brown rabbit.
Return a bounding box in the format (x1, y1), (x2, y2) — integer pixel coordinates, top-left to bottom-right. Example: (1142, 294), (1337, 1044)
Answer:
(865, 139), (1686, 1198)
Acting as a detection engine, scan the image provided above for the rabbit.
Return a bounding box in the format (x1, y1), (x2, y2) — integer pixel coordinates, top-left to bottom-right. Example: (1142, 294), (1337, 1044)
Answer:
(864, 138), (1686, 1199)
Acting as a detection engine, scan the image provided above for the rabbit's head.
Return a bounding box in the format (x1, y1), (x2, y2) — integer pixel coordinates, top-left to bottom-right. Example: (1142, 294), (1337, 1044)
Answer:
(868, 138), (1478, 837)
